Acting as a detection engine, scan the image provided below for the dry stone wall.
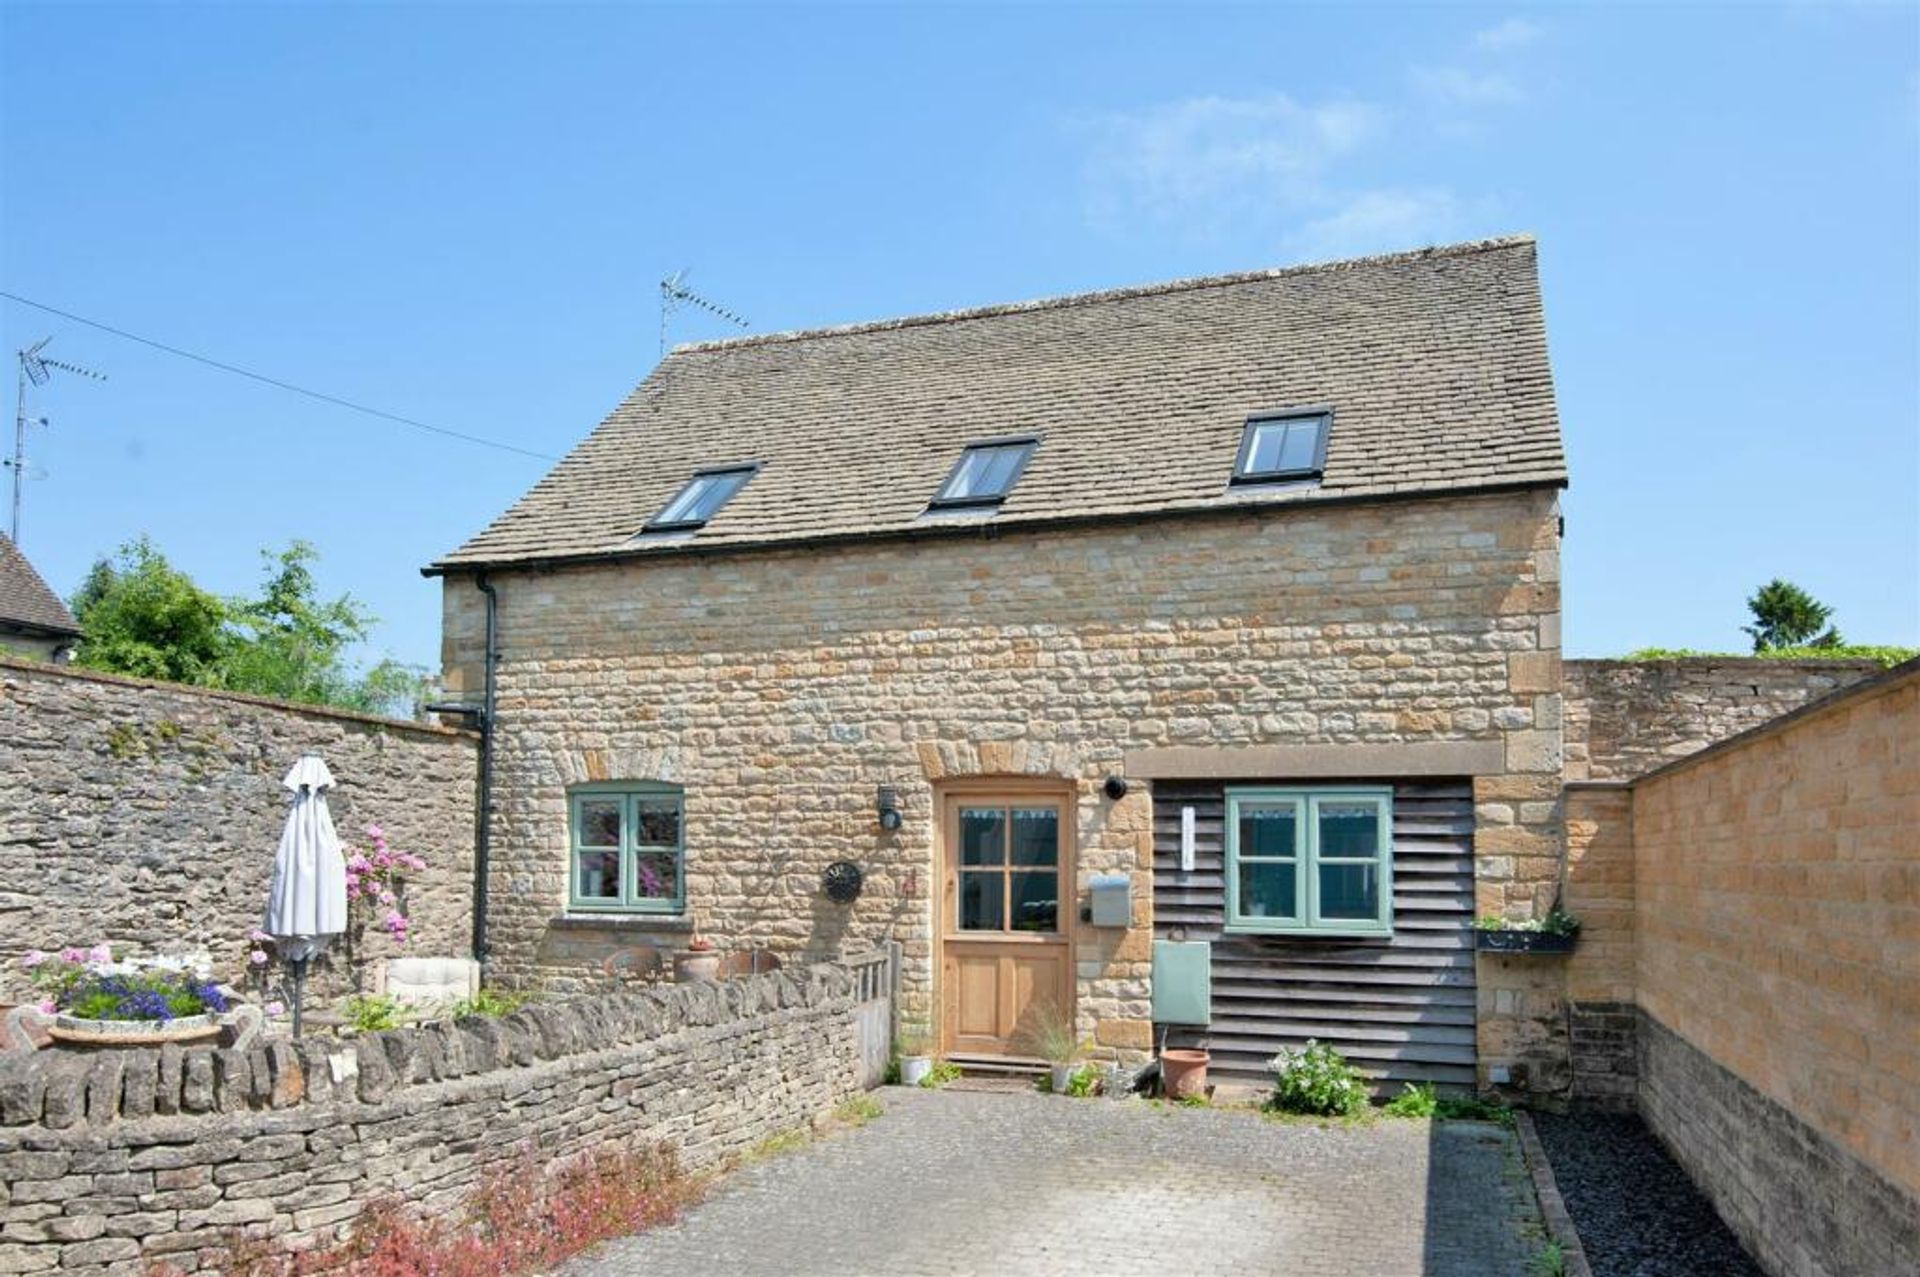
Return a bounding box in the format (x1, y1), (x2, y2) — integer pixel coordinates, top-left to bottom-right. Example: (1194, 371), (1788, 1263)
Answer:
(0, 964), (863, 1276)
(0, 659), (478, 1002)
(1562, 657), (1879, 781)
(441, 488), (1566, 1086)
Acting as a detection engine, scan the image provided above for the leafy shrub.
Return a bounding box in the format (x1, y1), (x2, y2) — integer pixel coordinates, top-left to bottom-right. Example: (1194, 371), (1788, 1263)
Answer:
(1268, 1040), (1369, 1116)
(343, 993), (405, 1033)
(450, 988), (526, 1019)
(1383, 1082), (1438, 1118)
(919, 1060), (962, 1089)
(1062, 1064), (1100, 1098)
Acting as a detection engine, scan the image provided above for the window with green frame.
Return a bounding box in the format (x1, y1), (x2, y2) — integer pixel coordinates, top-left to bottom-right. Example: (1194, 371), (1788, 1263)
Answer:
(568, 783), (684, 913)
(1225, 786), (1393, 936)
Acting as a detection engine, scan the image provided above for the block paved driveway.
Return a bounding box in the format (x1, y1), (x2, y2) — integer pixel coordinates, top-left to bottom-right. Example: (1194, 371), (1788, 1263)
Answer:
(573, 1087), (1548, 1277)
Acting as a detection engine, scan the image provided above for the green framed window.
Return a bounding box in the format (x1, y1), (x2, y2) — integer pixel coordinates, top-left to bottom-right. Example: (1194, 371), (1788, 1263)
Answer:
(568, 783), (684, 913)
(1225, 786), (1392, 936)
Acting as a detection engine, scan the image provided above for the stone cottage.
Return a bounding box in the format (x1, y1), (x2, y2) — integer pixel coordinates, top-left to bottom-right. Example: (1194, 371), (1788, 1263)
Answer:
(429, 235), (1571, 1093)
(0, 535), (80, 662)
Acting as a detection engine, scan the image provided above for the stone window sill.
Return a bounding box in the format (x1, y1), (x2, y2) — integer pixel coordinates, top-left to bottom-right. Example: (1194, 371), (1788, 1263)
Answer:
(548, 913), (694, 934)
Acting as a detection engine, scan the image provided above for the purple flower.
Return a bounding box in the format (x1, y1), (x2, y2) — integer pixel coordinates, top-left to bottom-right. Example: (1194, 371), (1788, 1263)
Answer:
(21, 950), (46, 968)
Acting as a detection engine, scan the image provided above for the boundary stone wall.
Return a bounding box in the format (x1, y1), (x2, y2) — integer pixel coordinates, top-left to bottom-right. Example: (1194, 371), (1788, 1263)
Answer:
(0, 658), (478, 1002)
(1563, 657), (1880, 781)
(0, 964), (863, 1275)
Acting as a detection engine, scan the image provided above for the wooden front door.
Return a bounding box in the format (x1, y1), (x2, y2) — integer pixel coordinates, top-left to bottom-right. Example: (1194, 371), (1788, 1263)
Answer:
(939, 784), (1073, 1059)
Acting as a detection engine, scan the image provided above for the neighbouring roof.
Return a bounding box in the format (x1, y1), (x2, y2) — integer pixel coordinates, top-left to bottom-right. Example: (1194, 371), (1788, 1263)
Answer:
(433, 235), (1566, 572)
(0, 535), (81, 638)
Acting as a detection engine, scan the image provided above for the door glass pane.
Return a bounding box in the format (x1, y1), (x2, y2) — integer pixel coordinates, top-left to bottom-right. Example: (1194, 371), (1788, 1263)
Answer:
(1239, 803), (1298, 858)
(576, 849), (621, 902)
(577, 799), (622, 848)
(1009, 871), (1059, 932)
(1319, 863), (1379, 920)
(1318, 801), (1380, 858)
(1009, 809), (1058, 866)
(959, 808), (1006, 866)
(633, 851), (678, 902)
(957, 871), (1004, 930)
(635, 799), (680, 847)
(1238, 860), (1296, 920)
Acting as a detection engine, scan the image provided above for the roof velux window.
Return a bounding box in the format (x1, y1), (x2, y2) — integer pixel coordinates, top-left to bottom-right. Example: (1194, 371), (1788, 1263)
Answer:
(1233, 410), (1330, 485)
(645, 464), (757, 532)
(930, 437), (1037, 509)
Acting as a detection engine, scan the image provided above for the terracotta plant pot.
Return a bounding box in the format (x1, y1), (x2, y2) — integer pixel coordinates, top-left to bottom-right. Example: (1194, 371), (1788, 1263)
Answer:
(1160, 1048), (1209, 1100)
(675, 951), (721, 983)
(900, 1055), (933, 1086)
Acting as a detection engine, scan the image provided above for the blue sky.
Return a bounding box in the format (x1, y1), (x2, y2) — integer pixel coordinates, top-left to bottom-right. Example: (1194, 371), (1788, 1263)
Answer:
(3, 2), (1915, 674)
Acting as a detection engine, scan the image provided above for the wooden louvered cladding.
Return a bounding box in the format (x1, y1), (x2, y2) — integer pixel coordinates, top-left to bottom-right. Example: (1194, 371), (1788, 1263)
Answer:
(1151, 779), (1479, 1092)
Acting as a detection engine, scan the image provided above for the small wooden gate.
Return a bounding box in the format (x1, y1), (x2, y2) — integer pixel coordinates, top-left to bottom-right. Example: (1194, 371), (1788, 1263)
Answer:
(844, 944), (899, 1090)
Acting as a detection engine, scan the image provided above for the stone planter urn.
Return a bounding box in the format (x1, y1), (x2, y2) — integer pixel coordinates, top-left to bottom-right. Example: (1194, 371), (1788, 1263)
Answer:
(674, 946), (721, 983)
(47, 1013), (223, 1048)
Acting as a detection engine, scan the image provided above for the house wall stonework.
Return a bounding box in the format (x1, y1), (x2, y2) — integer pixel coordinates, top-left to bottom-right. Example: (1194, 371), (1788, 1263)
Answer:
(443, 488), (1565, 1081)
(0, 658), (478, 1003)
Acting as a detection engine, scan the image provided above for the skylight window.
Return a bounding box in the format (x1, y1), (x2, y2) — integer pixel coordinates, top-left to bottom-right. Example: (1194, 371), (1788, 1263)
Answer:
(930, 437), (1037, 509)
(644, 464), (757, 532)
(1233, 410), (1330, 484)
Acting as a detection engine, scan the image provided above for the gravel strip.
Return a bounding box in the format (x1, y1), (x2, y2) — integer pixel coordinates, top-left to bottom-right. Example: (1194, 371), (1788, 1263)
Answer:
(1533, 1111), (1763, 1277)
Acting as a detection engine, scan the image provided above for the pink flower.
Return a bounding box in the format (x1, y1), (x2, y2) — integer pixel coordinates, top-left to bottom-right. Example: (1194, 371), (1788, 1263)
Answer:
(365, 824), (384, 841)
(59, 948), (84, 964)
(265, 1001), (286, 1017)
(21, 950), (46, 968)
(88, 944), (112, 964)
(249, 950), (268, 966)
(247, 928), (271, 943)
(36, 999), (54, 1015)
(378, 890), (395, 905)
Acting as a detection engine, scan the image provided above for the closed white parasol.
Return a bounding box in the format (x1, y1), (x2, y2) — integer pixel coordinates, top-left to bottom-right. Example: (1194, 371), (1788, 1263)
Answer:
(262, 752), (348, 1035)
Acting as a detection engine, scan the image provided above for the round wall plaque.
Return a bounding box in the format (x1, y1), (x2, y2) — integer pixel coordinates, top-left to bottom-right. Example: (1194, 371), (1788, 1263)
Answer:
(821, 860), (864, 904)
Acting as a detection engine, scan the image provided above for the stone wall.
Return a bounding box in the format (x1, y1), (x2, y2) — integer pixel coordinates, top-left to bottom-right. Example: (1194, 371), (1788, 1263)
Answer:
(1562, 657), (1880, 781)
(1632, 662), (1918, 1273)
(0, 964), (864, 1275)
(1561, 784), (1636, 1109)
(0, 658), (478, 1002)
(440, 488), (1565, 1084)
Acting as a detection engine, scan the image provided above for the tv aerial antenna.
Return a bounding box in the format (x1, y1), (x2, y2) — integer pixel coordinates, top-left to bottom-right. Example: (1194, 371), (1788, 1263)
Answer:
(13, 337), (105, 544)
(659, 270), (748, 358)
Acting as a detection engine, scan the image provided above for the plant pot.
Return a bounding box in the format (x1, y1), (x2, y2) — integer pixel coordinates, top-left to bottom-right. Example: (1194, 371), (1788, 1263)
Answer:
(900, 1055), (933, 1086)
(1050, 1063), (1079, 1093)
(47, 1013), (222, 1047)
(1473, 929), (1578, 955)
(675, 951), (721, 983)
(1160, 1047), (1209, 1100)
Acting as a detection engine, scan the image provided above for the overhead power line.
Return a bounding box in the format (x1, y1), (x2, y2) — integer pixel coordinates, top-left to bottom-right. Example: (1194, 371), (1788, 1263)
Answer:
(0, 291), (559, 462)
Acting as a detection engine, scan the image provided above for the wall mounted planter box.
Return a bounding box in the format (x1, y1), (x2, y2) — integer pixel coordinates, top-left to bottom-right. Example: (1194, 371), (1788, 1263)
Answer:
(1474, 930), (1578, 955)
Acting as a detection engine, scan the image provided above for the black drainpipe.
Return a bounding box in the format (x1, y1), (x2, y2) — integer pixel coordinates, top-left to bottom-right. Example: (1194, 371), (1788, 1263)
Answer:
(471, 571), (499, 975)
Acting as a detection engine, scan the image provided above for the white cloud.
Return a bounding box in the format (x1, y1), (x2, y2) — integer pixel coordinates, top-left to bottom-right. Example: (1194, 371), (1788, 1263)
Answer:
(1474, 17), (1543, 51)
(1081, 93), (1387, 234)
(1283, 189), (1467, 262)
(1411, 66), (1524, 106)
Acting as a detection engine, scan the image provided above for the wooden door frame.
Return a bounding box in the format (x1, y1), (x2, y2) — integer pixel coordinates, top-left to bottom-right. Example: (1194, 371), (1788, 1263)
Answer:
(933, 776), (1077, 1059)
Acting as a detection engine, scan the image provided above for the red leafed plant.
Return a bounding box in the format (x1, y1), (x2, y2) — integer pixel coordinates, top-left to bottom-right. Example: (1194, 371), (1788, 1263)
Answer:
(147, 1142), (697, 1277)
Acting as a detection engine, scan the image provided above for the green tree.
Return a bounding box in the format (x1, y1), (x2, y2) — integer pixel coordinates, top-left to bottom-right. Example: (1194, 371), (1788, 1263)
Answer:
(69, 537), (232, 683)
(69, 537), (426, 717)
(1741, 579), (1842, 652)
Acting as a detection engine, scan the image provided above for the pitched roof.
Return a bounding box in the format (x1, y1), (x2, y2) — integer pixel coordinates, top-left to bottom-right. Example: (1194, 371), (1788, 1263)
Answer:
(434, 235), (1565, 572)
(0, 536), (81, 637)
